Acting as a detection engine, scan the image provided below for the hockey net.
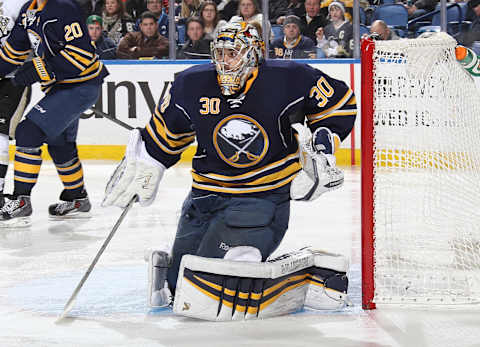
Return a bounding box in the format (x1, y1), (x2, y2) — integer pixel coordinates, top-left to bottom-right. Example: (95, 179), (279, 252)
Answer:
(361, 33), (480, 309)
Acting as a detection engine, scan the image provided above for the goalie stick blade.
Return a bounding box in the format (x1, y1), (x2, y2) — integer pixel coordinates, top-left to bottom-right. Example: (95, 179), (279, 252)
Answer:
(55, 300), (75, 324)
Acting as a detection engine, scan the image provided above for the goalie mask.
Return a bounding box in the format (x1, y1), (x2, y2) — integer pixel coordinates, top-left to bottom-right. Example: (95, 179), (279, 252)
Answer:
(211, 22), (265, 96)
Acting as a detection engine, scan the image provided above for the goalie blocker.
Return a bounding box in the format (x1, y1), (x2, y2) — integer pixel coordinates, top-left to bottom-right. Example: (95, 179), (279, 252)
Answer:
(172, 247), (349, 321)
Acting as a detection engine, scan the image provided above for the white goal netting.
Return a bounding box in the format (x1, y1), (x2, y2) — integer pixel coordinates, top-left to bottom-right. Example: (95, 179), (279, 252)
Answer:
(370, 33), (480, 305)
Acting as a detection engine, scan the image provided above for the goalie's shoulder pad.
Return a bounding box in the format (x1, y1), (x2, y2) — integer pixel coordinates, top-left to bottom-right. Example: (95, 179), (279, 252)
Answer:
(173, 248), (350, 321)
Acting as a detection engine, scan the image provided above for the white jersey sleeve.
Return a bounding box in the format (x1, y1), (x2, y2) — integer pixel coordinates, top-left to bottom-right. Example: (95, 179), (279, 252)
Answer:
(0, 1), (28, 45)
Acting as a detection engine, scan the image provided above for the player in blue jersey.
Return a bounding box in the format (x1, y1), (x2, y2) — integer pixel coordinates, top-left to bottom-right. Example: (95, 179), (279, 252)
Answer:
(103, 22), (355, 315)
(0, 0), (109, 227)
(0, 0), (31, 207)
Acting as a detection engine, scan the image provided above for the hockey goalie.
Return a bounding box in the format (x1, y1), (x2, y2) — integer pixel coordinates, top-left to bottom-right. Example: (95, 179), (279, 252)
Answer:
(103, 21), (356, 321)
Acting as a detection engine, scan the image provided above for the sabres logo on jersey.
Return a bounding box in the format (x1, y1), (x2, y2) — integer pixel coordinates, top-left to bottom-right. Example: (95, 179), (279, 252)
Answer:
(213, 115), (269, 168)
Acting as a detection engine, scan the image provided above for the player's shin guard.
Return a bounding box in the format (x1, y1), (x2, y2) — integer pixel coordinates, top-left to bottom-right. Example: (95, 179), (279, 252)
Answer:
(49, 157), (91, 219)
(146, 250), (172, 307)
(13, 147), (42, 196)
(55, 157), (85, 194)
(173, 248), (350, 321)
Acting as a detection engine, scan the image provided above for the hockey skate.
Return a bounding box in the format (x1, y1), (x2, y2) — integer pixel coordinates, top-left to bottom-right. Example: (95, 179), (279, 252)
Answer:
(48, 197), (92, 220)
(0, 195), (32, 228)
(146, 250), (172, 308)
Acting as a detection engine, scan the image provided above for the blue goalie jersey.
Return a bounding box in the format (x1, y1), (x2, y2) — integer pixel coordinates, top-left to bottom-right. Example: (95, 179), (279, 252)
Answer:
(141, 60), (356, 196)
(0, 0), (108, 91)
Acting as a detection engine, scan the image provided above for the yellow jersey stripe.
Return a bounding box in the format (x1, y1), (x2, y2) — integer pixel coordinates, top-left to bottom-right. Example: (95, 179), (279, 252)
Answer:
(0, 50), (23, 65)
(4, 42), (31, 55)
(307, 109), (356, 122)
(194, 149), (300, 182)
(58, 170), (84, 183)
(59, 62), (103, 83)
(56, 161), (81, 172)
(15, 152), (42, 160)
(154, 108), (196, 138)
(192, 161), (300, 187)
(65, 44), (95, 58)
(243, 68), (259, 94)
(3, 46), (29, 61)
(14, 162), (41, 175)
(152, 115), (196, 148)
(14, 176), (38, 183)
(146, 124), (193, 155)
(306, 89), (353, 119)
(308, 111), (356, 125)
(60, 51), (86, 71)
(79, 61), (101, 76)
(66, 50), (93, 67)
(64, 181), (85, 190)
(191, 174), (296, 194)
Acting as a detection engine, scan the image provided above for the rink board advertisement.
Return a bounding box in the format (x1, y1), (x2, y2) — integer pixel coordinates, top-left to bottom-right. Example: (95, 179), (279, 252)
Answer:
(26, 60), (361, 165)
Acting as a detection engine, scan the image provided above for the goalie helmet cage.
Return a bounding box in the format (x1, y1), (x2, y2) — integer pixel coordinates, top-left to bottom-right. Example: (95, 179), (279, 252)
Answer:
(360, 33), (480, 310)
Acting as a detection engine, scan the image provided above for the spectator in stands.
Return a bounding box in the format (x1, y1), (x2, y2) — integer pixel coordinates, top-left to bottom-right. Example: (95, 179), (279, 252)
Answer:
(176, 0), (202, 24)
(270, 15), (316, 58)
(126, 0), (148, 19)
(230, 0), (273, 41)
(276, 0), (306, 24)
(457, 0), (480, 47)
(369, 20), (399, 40)
(405, 0), (439, 19)
(300, 0), (329, 45)
(133, 0), (169, 37)
(77, 0), (104, 19)
(87, 15), (118, 59)
(319, 0), (363, 23)
(117, 11), (169, 59)
(316, 1), (352, 57)
(200, 1), (228, 40)
(102, 0), (136, 44)
(177, 16), (213, 59)
(217, 0), (239, 22)
(269, 0), (289, 25)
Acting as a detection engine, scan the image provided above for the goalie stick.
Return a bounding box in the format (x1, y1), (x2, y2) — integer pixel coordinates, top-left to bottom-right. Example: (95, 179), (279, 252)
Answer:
(55, 195), (138, 323)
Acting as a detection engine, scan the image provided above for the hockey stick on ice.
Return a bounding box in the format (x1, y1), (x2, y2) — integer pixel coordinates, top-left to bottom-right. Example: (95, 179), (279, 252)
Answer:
(55, 195), (138, 323)
(90, 108), (134, 131)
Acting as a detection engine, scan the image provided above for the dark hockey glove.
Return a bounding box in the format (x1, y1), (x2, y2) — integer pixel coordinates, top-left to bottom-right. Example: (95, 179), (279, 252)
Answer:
(13, 57), (55, 86)
(312, 127), (337, 155)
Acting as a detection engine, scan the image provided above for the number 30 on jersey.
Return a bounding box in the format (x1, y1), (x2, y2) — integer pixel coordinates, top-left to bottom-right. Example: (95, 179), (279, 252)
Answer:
(310, 77), (334, 108)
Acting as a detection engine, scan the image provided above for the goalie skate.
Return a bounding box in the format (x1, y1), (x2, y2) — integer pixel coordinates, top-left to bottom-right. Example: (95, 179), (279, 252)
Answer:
(48, 197), (92, 220)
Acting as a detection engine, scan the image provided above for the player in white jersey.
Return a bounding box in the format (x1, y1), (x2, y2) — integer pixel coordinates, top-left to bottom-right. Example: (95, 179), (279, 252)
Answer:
(0, 0), (31, 206)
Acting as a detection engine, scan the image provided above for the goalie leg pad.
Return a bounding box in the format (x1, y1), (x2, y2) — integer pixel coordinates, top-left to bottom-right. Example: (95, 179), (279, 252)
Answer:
(147, 250), (172, 307)
(168, 192), (290, 293)
(173, 248), (350, 321)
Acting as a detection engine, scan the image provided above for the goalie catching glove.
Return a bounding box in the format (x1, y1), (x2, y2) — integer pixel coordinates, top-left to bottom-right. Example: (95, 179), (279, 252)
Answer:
(290, 124), (344, 201)
(102, 129), (166, 208)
